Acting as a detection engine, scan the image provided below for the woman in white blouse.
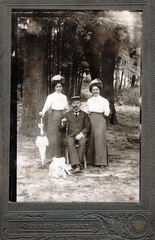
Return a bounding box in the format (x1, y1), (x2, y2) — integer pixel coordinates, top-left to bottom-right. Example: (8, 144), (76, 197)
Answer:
(39, 75), (69, 159)
(87, 79), (110, 167)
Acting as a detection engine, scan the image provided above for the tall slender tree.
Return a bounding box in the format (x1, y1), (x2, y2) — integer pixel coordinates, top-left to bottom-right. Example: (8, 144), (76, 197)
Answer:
(19, 18), (49, 136)
(13, 11), (142, 135)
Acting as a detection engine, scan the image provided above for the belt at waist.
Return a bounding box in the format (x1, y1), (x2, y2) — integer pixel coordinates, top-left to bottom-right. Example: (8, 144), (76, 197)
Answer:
(90, 112), (103, 114)
(51, 109), (63, 112)
(90, 112), (106, 118)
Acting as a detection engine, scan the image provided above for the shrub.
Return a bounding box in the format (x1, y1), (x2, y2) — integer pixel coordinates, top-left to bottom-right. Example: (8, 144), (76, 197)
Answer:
(115, 87), (140, 106)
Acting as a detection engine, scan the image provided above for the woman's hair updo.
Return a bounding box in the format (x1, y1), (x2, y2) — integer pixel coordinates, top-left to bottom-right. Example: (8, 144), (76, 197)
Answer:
(51, 75), (65, 89)
(89, 79), (102, 93)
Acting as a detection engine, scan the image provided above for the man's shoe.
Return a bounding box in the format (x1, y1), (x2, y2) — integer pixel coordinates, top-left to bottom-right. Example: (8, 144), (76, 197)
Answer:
(73, 164), (81, 173)
(80, 164), (84, 170)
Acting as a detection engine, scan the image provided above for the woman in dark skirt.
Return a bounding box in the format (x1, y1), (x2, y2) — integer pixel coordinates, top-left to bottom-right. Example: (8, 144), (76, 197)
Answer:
(39, 75), (69, 159)
(87, 79), (110, 167)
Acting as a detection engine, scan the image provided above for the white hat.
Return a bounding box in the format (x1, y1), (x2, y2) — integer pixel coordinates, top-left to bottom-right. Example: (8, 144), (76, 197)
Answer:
(89, 78), (102, 92)
(51, 75), (65, 86)
(51, 75), (64, 81)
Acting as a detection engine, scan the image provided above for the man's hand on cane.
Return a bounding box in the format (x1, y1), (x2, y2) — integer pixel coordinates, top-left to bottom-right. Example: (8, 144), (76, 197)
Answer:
(61, 118), (67, 126)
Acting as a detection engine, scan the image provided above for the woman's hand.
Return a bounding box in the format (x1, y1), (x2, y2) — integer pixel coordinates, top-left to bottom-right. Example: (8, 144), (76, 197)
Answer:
(39, 112), (44, 117)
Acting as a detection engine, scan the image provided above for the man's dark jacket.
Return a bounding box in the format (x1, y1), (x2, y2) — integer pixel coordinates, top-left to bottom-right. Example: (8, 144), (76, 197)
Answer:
(62, 110), (90, 137)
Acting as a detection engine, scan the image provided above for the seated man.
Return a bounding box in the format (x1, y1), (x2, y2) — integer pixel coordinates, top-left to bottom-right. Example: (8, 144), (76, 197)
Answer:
(61, 96), (90, 173)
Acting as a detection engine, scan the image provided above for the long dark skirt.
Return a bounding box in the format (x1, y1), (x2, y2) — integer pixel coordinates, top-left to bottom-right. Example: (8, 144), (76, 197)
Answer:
(46, 110), (64, 159)
(87, 112), (108, 166)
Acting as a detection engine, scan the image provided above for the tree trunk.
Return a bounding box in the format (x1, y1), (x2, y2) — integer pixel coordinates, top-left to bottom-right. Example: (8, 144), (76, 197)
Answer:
(88, 57), (100, 80)
(20, 33), (48, 136)
(70, 63), (79, 96)
(84, 48), (100, 80)
(101, 54), (118, 125)
(131, 75), (136, 88)
(119, 70), (124, 89)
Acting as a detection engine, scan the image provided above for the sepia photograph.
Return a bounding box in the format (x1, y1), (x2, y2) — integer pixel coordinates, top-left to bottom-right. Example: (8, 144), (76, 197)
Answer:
(11, 9), (142, 203)
(1, 0), (155, 239)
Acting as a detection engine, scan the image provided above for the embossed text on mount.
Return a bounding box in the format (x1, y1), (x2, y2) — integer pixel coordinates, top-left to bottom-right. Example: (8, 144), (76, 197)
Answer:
(15, 223), (51, 232)
(56, 223), (89, 229)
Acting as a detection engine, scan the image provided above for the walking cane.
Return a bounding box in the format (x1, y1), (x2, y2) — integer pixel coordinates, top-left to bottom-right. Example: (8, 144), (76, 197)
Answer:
(65, 120), (69, 165)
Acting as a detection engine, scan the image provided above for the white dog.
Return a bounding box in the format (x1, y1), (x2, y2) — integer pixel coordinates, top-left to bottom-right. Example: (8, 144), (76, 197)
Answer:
(48, 157), (72, 179)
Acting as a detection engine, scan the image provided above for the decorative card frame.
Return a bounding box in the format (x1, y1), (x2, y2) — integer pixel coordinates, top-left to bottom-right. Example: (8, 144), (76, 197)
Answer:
(0, 0), (155, 239)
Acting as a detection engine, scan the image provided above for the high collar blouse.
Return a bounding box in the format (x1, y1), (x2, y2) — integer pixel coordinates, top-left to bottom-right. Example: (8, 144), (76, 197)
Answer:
(42, 92), (69, 114)
(87, 95), (110, 116)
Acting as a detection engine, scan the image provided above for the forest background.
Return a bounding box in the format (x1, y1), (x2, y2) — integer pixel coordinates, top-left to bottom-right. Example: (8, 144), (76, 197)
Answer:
(10, 10), (142, 202)
(11, 10), (142, 136)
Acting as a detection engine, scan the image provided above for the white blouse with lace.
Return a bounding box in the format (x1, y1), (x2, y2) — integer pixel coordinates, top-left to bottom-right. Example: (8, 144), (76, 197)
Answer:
(42, 92), (69, 115)
(87, 95), (110, 116)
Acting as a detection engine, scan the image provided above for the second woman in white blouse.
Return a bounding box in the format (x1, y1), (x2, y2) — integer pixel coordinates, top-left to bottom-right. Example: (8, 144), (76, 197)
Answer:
(39, 75), (69, 159)
(87, 79), (110, 167)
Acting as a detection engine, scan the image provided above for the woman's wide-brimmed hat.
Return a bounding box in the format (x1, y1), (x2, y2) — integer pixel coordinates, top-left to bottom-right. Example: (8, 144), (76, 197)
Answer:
(89, 78), (102, 92)
(51, 75), (65, 87)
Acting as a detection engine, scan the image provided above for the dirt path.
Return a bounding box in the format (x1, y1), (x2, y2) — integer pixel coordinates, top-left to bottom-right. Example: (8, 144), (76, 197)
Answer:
(17, 105), (140, 203)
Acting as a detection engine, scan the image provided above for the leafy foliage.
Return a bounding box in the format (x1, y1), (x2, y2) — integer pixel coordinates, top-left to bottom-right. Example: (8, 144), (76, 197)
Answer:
(12, 10), (142, 135)
(115, 87), (140, 107)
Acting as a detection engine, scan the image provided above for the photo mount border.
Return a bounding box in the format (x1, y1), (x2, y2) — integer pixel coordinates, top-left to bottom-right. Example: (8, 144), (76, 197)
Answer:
(0, 0), (155, 239)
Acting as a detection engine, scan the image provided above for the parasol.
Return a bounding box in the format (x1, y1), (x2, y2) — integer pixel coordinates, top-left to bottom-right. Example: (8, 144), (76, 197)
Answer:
(35, 118), (49, 167)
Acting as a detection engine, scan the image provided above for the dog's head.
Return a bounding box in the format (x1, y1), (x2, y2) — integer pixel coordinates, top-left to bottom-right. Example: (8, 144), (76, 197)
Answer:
(49, 157), (70, 179)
